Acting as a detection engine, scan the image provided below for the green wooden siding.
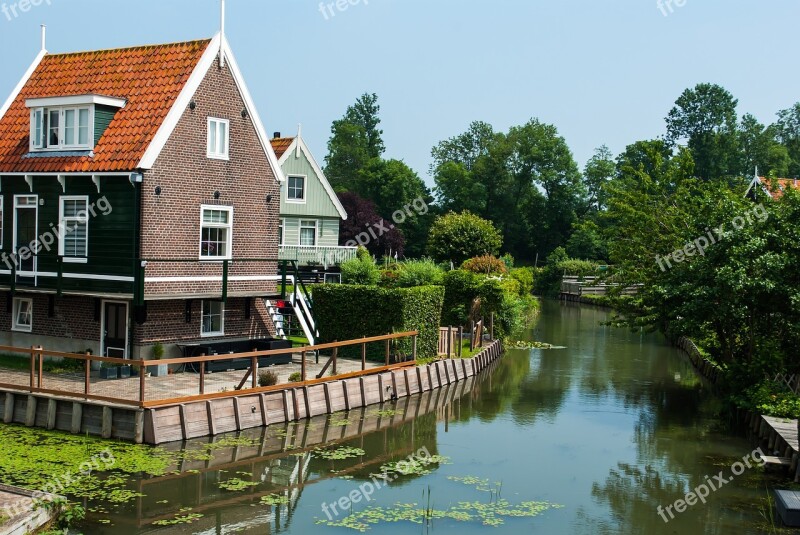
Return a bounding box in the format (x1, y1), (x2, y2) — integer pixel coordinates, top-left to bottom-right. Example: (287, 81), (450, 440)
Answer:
(281, 217), (340, 247)
(0, 175), (137, 294)
(94, 105), (117, 147)
(279, 147), (341, 219)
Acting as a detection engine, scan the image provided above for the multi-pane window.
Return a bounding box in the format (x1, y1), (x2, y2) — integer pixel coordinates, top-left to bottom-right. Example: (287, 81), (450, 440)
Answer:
(207, 118), (229, 160)
(200, 206), (233, 260)
(12, 298), (32, 332)
(287, 176), (305, 202)
(59, 196), (89, 260)
(300, 220), (317, 247)
(278, 219), (285, 246)
(201, 300), (224, 336)
(30, 106), (92, 151)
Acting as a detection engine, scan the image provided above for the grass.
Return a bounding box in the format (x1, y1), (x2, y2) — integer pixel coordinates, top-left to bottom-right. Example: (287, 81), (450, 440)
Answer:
(0, 354), (85, 374)
(0, 513), (8, 525)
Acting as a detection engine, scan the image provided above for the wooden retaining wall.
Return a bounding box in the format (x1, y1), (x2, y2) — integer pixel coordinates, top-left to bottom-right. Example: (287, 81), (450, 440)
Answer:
(144, 340), (504, 445)
(675, 336), (721, 384)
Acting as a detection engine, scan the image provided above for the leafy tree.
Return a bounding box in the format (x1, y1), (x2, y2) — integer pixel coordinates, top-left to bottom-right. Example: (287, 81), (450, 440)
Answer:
(338, 192), (404, 257)
(566, 219), (608, 261)
(430, 121), (495, 173)
(325, 93), (385, 191)
(583, 145), (616, 211)
(433, 161), (486, 214)
(774, 102), (800, 176)
(738, 113), (789, 177)
(665, 83), (740, 181)
(426, 211), (502, 265)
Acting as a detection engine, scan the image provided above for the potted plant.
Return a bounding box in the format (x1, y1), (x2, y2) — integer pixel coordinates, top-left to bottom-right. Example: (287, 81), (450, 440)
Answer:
(118, 364), (131, 379)
(99, 362), (117, 380)
(149, 342), (168, 377)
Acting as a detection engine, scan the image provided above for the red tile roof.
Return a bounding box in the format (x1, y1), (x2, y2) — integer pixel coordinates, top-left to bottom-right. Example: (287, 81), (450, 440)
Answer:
(0, 39), (212, 173)
(758, 176), (800, 199)
(270, 137), (295, 159)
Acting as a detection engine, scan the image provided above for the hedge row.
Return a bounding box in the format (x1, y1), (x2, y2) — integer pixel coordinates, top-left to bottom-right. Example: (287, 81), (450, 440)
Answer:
(312, 285), (444, 360)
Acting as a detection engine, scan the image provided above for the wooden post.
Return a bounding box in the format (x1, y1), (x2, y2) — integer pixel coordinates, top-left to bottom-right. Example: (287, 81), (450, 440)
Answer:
(447, 327), (453, 359)
(36, 346), (43, 388)
(412, 335), (418, 361)
(361, 340), (366, 371)
(385, 338), (390, 366)
(29, 346), (35, 392)
(84, 352), (91, 397)
(199, 357), (205, 395)
(251, 356), (258, 389)
(490, 313), (495, 341)
(469, 321), (475, 352)
(139, 360), (146, 404)
(332, 345), (338, 376)
(458, 327), (463, 358)
(301, 348), (307, 382)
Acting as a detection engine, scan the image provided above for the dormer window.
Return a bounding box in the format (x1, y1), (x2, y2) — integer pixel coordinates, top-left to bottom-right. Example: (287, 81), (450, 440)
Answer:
(26, 94), (125, 153)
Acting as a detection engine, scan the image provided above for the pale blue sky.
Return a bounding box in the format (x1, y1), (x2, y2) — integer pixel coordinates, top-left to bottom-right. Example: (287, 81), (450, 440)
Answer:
(1, 0), (798, 185)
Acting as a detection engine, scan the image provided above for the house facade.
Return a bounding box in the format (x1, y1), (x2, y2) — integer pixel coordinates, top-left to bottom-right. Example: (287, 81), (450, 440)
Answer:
(0, 34), (284, 359)
(746, 173), (800, 200)
(270, 133), (355, 269)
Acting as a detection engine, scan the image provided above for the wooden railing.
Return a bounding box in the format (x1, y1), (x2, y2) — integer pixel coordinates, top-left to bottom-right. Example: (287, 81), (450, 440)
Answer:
(0, 332), (419, 409)
(278, 245), (357, 268)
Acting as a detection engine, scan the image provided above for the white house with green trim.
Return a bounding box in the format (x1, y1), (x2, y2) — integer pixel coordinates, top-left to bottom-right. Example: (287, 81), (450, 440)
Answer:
(270, 131), (355, 268)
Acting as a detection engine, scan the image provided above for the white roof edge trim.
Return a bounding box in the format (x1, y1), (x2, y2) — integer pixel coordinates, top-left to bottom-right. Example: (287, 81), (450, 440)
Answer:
(290, 135), (347, 221)
(26, 94), (127, 109)
(220, 36), (285, 184)
(137, 34), (222, 170)
(0, 49), (47, 122)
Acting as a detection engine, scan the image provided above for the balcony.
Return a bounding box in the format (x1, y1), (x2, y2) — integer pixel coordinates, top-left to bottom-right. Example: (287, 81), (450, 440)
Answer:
(278, 245), (357, 268)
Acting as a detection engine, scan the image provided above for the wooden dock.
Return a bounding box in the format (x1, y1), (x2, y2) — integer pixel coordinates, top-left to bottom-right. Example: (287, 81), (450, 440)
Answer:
(751, 414), (800, 479)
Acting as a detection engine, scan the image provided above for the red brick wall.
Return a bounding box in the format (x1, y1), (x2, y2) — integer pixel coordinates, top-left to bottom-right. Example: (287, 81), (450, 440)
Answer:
(141, 56), (280, 297)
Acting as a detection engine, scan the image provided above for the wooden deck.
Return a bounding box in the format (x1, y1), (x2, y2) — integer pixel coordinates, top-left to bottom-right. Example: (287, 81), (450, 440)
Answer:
(752, 415), (800, 479)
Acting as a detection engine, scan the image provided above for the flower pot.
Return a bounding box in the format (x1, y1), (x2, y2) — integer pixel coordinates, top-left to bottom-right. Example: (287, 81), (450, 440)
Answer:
(119, 366), (131, 379)
(100, 367), (118, 380)
(148, 364), (169, 377)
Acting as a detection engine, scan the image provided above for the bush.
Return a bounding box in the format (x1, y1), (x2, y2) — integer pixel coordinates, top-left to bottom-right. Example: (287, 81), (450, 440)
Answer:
(427, 211), (503, 264)
(509, 267), (535, 296)
(462, 255), (508, 275)
(442, 269), (481, 327)
(313, 285), (445, 360)
(395, 259), (444, 288)
(258, 370), (278, 387)
(288, 372), (303, 383)
(534, 247), (600, 297)
(341, 254), (381, 286)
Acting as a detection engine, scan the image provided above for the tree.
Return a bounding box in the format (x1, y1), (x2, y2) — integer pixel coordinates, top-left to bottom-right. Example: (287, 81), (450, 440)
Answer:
(426, 211), (502, 265)
(774, 102), (800, 176)
(738, 114), (789, 178)
(665, 83), (740, 181)
(325, 93), (385, 191)
(430, 121), (495, 173)
(338, 192), (404, 257)
(583, 145), (616, 211)
(432, 161), (487, 214)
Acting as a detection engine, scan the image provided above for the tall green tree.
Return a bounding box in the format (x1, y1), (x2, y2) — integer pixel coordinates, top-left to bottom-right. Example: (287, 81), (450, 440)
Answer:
(665, 83), (740, 181)
(774, 102), (800, 177)
(738, 113), (789, 178)
(583, 145), (616, 212)
(325, 93), (385, 191)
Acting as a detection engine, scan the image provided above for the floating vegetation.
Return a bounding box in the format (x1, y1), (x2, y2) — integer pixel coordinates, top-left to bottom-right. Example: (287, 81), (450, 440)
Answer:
(316, 446), (366, 460)
(376, 455), (450, 477)
(447, 475), (497, 492)
(508, 340), (566, 350)
(152, 512), (204, 526)
(218, 478), (259, 491)
(315, 500), (563, 531)
(259, 494), (290, 506)
(372, 409), (399, 418)
(330, 417), (351, 427)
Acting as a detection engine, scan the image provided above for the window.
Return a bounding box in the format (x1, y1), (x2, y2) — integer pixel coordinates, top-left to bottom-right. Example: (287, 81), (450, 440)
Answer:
(12, 298), (32, 332)
(0, 195), (4, 249)
(299, 220), (317, 247)
(30, 106), (93, 151)
(201, 300), (224, 336)
(278, 218), (285, 246)
(59, 196), (89, 261)
(207, 118), (229, 160)
(200, 206), (233, 260)
(287, 176), (306, 202)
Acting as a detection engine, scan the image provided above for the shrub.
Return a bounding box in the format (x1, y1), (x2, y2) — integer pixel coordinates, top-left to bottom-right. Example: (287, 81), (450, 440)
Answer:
(258, 370), (278, 387)
(288, 372), (303, 383)
(426, 211), (503, 264)
(509, 267), (535, 296)
(500, 253), (515, 270)
(341, 254), (381, 286)
(442, 270), (481, 327)
(462, 255), (508, 275)
(534, 247), (600, 297)
(395, 259), (444, 288)
(152, 342), (164, 360)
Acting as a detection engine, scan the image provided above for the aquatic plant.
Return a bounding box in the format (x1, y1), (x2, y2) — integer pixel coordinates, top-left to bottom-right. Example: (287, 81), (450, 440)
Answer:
(260, 494), (290, 506)
(316, 446), (366, 460)
(218, 478), (259, 491)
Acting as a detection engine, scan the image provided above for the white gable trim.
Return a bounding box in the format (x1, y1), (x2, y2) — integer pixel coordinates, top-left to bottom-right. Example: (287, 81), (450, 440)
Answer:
(137, 34), (221, 170)
(0, 49), (47, 122)
(278, 135), (348, 220)
(220, 36), (285, 184)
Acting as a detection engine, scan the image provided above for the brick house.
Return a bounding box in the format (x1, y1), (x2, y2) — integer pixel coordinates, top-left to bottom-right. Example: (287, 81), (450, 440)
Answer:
(0, 33), (285, 360)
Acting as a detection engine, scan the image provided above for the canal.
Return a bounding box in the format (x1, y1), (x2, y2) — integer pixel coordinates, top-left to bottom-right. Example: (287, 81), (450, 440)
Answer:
(59, 301), (784, 532)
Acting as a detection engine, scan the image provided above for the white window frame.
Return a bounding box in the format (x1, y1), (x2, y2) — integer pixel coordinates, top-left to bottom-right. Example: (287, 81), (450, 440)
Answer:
(201, 299), (224, 337)
(29, 106), (94, 152)
(58, 196), (90, 263)
(199, 205), (233, 261)
(299, 219), (318, 247)
(278, 218), (285, 246)
(287, 175), (307, 203)
(207, 117), (230, 160)
(12, 297), (33, 333)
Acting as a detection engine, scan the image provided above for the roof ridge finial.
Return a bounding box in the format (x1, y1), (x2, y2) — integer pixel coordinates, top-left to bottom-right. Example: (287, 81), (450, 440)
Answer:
(40, 24), (46, 53)
(296, 123), (302, 157)
(219, 0), (226, 68)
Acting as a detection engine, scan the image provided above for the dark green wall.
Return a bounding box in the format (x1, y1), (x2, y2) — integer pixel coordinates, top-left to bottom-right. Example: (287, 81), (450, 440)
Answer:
(94, 105), (117, 147)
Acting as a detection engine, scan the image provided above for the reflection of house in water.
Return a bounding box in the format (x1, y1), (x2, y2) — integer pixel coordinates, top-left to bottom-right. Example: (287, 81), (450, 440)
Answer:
(102, 370), (496, 533)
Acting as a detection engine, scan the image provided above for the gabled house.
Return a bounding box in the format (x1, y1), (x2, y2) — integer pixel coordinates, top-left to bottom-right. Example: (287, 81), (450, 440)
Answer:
(0, 33), (285, 359)
(746, 173), (800, 200)
(270, 131), (355, 269)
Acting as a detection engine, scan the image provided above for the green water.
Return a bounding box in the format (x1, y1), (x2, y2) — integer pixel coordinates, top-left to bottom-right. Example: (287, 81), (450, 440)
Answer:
(76, 301), (784, 533)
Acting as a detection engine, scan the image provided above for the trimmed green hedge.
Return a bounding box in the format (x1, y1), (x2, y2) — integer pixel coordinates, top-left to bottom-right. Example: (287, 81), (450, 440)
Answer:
(313, 285), (444, 360)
